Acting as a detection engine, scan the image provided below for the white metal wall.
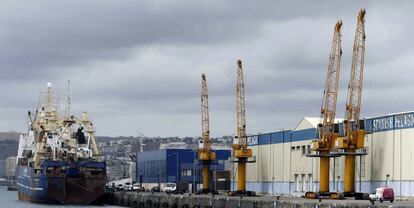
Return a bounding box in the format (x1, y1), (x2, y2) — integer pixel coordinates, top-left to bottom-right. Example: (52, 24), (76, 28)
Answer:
(245, 123), (414, 196)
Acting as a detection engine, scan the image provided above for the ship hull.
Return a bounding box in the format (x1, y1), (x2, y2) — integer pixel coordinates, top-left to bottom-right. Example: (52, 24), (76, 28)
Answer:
(17, 161), (106, 204)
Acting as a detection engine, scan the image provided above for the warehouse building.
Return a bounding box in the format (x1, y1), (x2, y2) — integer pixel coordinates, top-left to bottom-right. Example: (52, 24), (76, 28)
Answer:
(136, 149), (231, 191)
(245, 111), (414, 197)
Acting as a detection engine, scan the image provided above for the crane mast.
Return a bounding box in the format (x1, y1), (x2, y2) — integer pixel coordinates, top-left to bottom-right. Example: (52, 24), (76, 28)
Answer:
(229, 60), (255, 196)
(334, 8), (367, 197)
(198, 73), (216, 194)
(306, 20), (343, 199)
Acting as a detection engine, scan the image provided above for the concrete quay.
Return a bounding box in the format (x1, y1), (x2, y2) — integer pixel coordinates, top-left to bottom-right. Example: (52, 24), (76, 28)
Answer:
(112, 192), (414, 208)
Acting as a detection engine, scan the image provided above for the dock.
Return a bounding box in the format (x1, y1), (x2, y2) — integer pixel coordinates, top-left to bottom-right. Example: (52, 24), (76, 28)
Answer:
(112, 192), (413, 208)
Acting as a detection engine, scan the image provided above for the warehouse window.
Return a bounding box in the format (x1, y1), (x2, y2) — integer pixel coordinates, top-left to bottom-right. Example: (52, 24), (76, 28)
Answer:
(294, 174), (299, 192)
(307, 145), (311, 154)
(334, 158), (339, 177)
(301, 174), (305, 192)
(291, 146), (295, 151)
(181, 169), (192, 176)
(301, 146), (306, 156)
(308, 174), (313, 191)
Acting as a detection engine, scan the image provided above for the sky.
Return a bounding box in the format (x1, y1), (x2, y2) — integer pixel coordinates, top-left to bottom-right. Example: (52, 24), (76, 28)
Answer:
(0, 1), (413, 137)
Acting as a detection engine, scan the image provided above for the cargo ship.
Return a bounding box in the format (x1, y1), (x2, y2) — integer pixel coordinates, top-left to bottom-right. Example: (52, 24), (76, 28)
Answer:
(16, 83), (106, 204)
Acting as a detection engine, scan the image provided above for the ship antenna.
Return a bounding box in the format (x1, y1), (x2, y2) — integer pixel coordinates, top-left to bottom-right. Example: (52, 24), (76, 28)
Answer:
(65, 79), (71, 118)
(47, 82), (52, 112)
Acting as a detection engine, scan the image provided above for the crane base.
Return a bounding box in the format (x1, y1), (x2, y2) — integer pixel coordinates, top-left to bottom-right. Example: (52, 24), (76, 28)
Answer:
(228, 190), (256, 197)
(305, 191), (344, 199)
(195, 189), (218, 195)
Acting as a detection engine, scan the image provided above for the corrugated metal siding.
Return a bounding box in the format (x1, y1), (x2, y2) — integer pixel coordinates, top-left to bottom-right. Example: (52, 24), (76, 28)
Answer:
(258, 133), (271, 145)
(290, 128), (316, 142)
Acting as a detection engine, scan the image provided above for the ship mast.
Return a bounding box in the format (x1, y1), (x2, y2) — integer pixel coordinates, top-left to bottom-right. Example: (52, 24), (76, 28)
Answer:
(65, 80), (71, 118)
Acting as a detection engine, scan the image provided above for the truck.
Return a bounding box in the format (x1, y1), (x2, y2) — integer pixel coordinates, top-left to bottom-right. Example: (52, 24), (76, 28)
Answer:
(369, 187), (394, 203)
(164, 182), (188, 194)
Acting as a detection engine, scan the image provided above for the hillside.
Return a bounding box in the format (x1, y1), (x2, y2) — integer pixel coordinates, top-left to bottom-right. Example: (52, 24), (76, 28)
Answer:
(0, 131), (20, 141)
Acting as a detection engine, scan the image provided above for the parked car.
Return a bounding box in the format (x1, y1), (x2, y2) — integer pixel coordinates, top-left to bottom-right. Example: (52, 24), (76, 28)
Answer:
(116, 184), (124, 191)
(123, 182), (132, 191)
(132, 183), (145, 192)
(369, 187), (394, 203)
(151, 186), (160, 192)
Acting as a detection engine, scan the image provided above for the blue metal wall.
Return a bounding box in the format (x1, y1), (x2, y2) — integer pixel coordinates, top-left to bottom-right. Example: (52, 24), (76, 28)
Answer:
(364, 112), (414, 133)
(136, 149), (231, 184)
(247, 112), (414, 146)
(248, 129), (317, 146)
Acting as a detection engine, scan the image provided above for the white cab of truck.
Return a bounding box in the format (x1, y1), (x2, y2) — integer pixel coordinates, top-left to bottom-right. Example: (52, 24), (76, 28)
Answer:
(164, 183), (177, 193)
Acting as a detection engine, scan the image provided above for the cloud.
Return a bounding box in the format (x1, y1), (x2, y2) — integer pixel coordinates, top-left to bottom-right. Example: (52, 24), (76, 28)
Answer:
(0, 0), (413, 137)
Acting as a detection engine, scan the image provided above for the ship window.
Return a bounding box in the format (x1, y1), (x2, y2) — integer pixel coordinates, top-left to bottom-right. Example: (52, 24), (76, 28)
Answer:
(46, 167), (53, 174)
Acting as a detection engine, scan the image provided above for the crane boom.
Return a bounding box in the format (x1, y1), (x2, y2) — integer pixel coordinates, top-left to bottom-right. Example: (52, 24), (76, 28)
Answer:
(201, 73), (211, 152)
(345, 8), (366, 135)
(320, 20), (343, 143)
(236, 60), (247, 147)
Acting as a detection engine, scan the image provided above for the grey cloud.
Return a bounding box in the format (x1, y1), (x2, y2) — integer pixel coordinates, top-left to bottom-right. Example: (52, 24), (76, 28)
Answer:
(0, 1), (413, 137)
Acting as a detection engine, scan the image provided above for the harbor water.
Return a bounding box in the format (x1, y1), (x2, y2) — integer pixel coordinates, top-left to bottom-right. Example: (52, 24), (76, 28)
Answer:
(0, 186), (120, 208)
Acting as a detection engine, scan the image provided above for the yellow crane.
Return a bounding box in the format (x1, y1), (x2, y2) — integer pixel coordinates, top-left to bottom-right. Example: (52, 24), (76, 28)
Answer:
(198, 73), (216, 194)
(228, 60), (255, 196)
(306, 20), (343, 199)
(334, 8), (367, 199)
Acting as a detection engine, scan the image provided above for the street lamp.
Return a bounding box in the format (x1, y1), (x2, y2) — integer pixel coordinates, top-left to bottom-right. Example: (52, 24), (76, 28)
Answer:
(193, 150), (197, 193)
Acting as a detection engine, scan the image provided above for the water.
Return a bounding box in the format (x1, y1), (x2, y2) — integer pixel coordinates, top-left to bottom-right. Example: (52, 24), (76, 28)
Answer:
(0, 187), (121, 208)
